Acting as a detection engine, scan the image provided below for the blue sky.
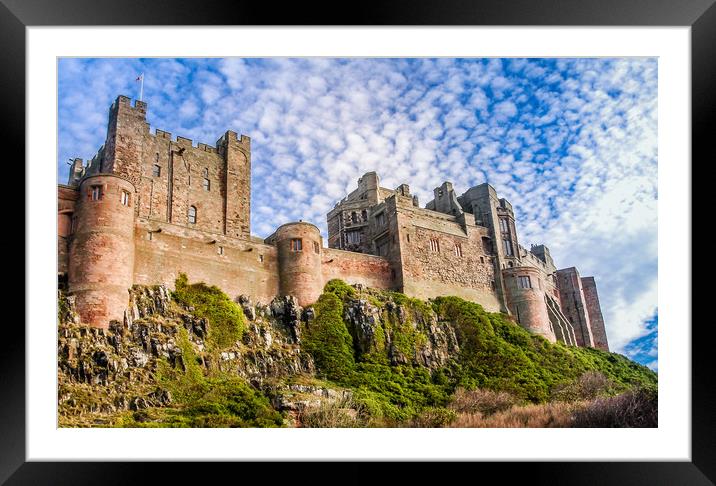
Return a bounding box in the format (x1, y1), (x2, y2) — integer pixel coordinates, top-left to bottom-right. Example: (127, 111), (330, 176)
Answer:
(57, 57), (658, 370)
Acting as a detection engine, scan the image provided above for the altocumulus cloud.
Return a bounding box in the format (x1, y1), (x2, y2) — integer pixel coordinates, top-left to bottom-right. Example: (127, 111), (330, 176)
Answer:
(57, 57), (658, 369)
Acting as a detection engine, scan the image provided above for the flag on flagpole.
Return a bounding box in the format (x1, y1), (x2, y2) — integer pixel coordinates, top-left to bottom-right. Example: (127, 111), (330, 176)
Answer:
(136, 73), (144, 101)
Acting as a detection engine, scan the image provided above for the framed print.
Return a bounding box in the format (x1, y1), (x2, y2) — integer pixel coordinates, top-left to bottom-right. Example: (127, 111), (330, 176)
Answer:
(6, 0), (712, 483)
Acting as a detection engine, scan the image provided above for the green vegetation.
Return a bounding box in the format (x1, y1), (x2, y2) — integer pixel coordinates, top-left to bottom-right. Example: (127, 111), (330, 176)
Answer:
(121, 277), (281, 428)
(172, 273), (246, 349)
(61, 278), (656, 428)
(303, 292), (356, 381)
(299, 280), (657, 424)
(144, 326), (283, 428)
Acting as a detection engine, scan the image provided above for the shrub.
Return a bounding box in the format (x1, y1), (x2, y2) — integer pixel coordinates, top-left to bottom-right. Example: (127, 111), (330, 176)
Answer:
(298, 396), (363, 428)
(323, 279), (356, 302)
(552, 371), (616, 402)
(410, 407), (457, 428)
(303, 293), (355, 381)
(172, 273), (246, 350)
(449, 388), (517, 416)
(571, 388), (658, 428)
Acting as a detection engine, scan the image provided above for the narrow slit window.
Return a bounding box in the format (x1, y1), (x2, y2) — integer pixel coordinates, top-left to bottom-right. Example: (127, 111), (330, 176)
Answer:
(503, 238), (514, 256)
(203, 178), (210, 191)
(153, 164), (161, 177)
(454, 243), (463, 257)
(90, 185), (102, 201)
(120, 190), (130, 206)
(313, 241), (320, 253)
(218, 246), (224, 255)
(188, 205), (197, 224)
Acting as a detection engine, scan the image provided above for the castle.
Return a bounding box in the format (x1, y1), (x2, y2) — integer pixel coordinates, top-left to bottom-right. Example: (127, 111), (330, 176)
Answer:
(57, 95), (609, 351)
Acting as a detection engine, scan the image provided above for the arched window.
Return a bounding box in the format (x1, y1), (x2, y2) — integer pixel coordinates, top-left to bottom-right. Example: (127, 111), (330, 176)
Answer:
(188, 206), (197, 224)
(351, 211), (358, 223)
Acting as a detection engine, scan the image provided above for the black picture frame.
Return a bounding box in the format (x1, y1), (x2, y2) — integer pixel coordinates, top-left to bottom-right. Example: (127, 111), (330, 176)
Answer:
(5, 0), (709, 483)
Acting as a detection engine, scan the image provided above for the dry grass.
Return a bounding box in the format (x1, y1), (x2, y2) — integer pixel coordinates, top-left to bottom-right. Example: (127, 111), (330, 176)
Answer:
(448, 388), (517, 416)
(552, 371), (616, 402)
(571, 388), (657, 428)
(297, 397), (364, 428)
(450, 401), (579, 428)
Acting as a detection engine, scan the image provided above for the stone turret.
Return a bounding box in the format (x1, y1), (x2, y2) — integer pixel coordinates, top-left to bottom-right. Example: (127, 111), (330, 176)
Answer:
(270, 222), (324, 307)
(68, 174), (136, 328)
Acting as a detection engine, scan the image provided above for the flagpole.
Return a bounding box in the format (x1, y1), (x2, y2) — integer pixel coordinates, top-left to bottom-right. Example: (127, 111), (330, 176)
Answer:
(139, 73), (144, 102)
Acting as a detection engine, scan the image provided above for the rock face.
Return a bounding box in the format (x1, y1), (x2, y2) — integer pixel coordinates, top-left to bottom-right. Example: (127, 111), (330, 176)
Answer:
(58, 284), (465, 426)
(58, 285), (315, 424)
(343, 298), (459, 369)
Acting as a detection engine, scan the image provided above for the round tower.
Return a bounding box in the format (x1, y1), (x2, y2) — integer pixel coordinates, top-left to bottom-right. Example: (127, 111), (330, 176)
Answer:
(274, 222), (324, 307)
(502, 266), (556, 342)
(68, 174), (136, 328)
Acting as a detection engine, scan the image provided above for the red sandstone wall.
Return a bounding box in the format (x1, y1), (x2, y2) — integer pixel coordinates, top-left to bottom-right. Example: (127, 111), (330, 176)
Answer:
(395, 202), (502, 312)
(133, 219), (279, 304)
(270, 223), (324, 307)
(557, 267), (595, 347)
(68, 175), (136, 328)
(58, 186), (79, 275)
(502, 266), (556, 342)
(321, 248), (393, 290)
(581, 277), (609, 351)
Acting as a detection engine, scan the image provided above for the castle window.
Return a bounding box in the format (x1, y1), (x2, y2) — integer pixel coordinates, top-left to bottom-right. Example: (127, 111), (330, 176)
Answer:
(480, 256), (485, 264)
(361, 210), (368, 221)
(120, 190), (130, 206)
(314, 241), (320, 254)
(499, 218), (509, 233)
(406, 234), (411, 243)
(203, 178), (210, 191)
(429, 238), (440, 252)
(259, 254), (264, 263)
(153, 164), (161, 177)
(202, 168), (209, 178)
(491, 280), (496, 290)
(218, 246), (224, 255)
(346, 230), (361, 245)
(375, 212), (386, 227)
(503, 238), (514, 256)
(90, 185), (102, 201)
(290, 238), (302, 252)
(454, 243), (463, 257)
(482, 237), (493, 254)
(518, 276), (532, 289)
(188, 206), (197, 224)
(351, 212), (358, 223)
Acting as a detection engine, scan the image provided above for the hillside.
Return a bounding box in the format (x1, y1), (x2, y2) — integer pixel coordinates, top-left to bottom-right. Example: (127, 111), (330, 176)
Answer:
(58, 277), (657, 427)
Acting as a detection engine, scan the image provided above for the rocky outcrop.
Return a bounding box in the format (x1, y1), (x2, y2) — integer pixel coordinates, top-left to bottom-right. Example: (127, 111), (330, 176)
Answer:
(58, 286), (316, 424)
(343, 298), (459, 369)
(58, 283), (465, 426)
